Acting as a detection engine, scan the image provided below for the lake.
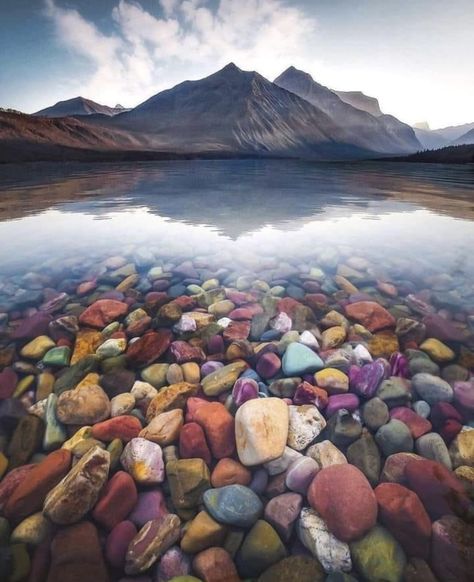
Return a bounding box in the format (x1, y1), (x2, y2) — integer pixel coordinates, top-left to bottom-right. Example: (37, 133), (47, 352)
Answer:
(0, 159), (473, 582)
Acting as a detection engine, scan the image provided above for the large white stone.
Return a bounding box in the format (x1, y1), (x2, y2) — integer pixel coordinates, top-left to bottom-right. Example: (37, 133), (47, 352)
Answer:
(287, 405), (326, 451)
(297, 507), (352, 573)
(235, 397), (289, 466)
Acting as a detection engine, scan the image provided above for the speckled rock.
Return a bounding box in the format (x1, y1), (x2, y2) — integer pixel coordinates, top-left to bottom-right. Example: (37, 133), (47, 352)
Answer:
(297, 507), (351, 573)
(287, 404), (326, 451)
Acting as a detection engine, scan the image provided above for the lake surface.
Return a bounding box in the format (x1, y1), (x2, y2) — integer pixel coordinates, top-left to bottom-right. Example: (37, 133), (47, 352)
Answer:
(1, 159), (473, 582)
(0, 160), (473, 302)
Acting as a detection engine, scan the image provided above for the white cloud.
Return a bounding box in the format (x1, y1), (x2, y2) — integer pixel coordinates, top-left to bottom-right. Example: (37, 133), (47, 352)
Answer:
(44, 0), (317, 107)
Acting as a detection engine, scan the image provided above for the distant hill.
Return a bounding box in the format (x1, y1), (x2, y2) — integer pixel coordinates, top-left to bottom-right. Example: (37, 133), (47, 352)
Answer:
(110, 63), (374, 159)
(452, 128), (474, 145)
(34, 97), (130, 118)
(334, 90), (383, 117)
(274, 67), (420, 154)
(0, 110), (153, 163)
(434, 122), (474, 142)
(393, 144), (474, 164)
(413, 127), (449, 150)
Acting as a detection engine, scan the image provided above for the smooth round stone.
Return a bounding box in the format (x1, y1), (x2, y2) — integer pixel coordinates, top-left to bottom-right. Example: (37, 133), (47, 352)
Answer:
(412, 400), (431, 419)
(192, 547), (239, 582)
(351, 360), (389, 398)
(297, 507), (352, 574)
(180, 510), (227, 554)
(232, 377), (259, 407)
(155, 546), (191, 581)
(264, 492), (302, 542)
(420, 338), (455, 362)
(346, 430), (381, 486)
(308, 464), (377, 543)
(92, 471), (138, 530)
(211, 458), (251, 488)
(139, 409), (184, 446)
(286, 457), (319, 493)
(20, 336), (56, 360)
(203, 485), (263, 528)
(128, 490), (168, 528)
(256, 352), (281, 379)
(235, 397), (289, 466)
(390, 407), (432, 439)
(449, 429), (474, 468)
(96, 338), (127, 358)
(454, 380), (474, 415)
(416, 432), (452, 469)
(375, 483), (431, 559)
(180, 362), (201, 386)
(362, 397), (389, 431)
(56, 384), (111, 425)
(200, 361), (224, 377)
(268, 377), (300, 398)
(350, 525), (406, 582)
(201, 361), (247, 397)
(236, 520), (287, 578)
(264, 446), (302, 475)
(140, 365), (169, 389)
(431, 515), (474, 582)
(11, 512), (51, 545)
(287, 405), (326, 451)
(282, 342), (323, 376)
(326, 394), (359, 418)
(249, 467), (269, 495)
(106, 521), (137, 569)
(412, 373), (453, 405)
(314, 368), (349, 395)
(120, 438), (164, 484)
(111, 393), (135, 417)
(258, 555), (325, 582)
(376, 419), (414, 456)
(405, 458), (470, 520)
(300, 330), (320, 349)
(43, 346), (71, 367)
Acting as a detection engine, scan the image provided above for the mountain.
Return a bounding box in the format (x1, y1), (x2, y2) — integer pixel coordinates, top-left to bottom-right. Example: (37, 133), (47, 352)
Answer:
(452, 128), (474, 145)
(434, 122), (474, 142)
(413, 128), (449, 150)
(413, 121), (430, 130)
(109, 63), (373, 158)
(274, 67), (420, 153)
(0, 110), (153, 163)
(34, 97), (129, 118)
(334, 90), (383, 117)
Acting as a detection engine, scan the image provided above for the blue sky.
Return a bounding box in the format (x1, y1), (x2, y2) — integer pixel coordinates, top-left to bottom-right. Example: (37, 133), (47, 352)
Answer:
(0, 0), (472, 128)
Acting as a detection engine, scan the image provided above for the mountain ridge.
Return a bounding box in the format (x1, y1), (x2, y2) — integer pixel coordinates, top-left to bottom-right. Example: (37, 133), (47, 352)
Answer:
(34, 97), (130, 118)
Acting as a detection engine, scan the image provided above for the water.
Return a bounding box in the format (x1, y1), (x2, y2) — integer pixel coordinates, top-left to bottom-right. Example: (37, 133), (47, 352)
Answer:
(0, 160), (473, 306)
(1, 159), (474, 581)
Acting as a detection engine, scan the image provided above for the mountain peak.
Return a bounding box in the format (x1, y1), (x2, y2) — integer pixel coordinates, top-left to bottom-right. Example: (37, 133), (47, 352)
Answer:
(219, 62), (242, 74)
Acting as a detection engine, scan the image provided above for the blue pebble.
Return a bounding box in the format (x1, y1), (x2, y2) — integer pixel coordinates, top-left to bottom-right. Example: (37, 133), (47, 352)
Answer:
(260, 329), (281, 341)
(203, 485), (263, 527)
(282, 342), (324, 376)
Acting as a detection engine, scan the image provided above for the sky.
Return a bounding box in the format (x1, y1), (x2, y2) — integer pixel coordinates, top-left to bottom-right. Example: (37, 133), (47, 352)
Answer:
(0, 0), (472, 128)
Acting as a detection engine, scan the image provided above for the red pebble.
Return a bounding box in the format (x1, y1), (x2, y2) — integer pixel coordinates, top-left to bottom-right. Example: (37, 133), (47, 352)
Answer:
(179, 422), (212, 465)
(126, 329), (172, 367)
(375, 482), (431, 559)
(173, 295), (196, 311)
(185, 397), (212, 423)
(405, 459), (470, 520)
(91, 416), (142, 442)
(194, 401), (235, 459)
(105, 520), (137, 569)
(92, 471), (137, 530)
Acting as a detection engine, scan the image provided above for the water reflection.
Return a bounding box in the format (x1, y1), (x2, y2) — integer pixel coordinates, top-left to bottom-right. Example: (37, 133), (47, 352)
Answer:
(0, 161), (473, 296)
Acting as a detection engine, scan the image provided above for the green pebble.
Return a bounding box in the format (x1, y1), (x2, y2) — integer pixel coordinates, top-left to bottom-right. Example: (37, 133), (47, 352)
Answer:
(43, 346), (71, 367)
(107, 438), (123, 470)
(141, 363), (169, 388)
(350, 525), (406, 582)
(43, 393), (67, 451)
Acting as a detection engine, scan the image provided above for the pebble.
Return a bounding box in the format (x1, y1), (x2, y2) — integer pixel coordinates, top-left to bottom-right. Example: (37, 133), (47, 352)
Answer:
(1, 251), (473, 581)
(43, 446), (110, 524)
(235, 397), (289, 466)
(203, 485), (263, 527)
(120, 438), (165, 484)
(297, 507), (352, 573)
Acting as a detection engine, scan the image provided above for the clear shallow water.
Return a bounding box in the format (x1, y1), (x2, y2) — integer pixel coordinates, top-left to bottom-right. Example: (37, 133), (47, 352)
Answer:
(0, 159), (473, 311)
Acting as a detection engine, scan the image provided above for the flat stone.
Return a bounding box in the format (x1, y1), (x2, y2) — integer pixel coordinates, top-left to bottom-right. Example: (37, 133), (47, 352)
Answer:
(201, 360), (247, 396)
(203, 484), (263, 528)
(282, 342), (323, 376)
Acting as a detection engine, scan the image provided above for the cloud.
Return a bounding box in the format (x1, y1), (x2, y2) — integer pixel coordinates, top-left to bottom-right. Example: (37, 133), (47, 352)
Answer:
(43, 0), (316, 107)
